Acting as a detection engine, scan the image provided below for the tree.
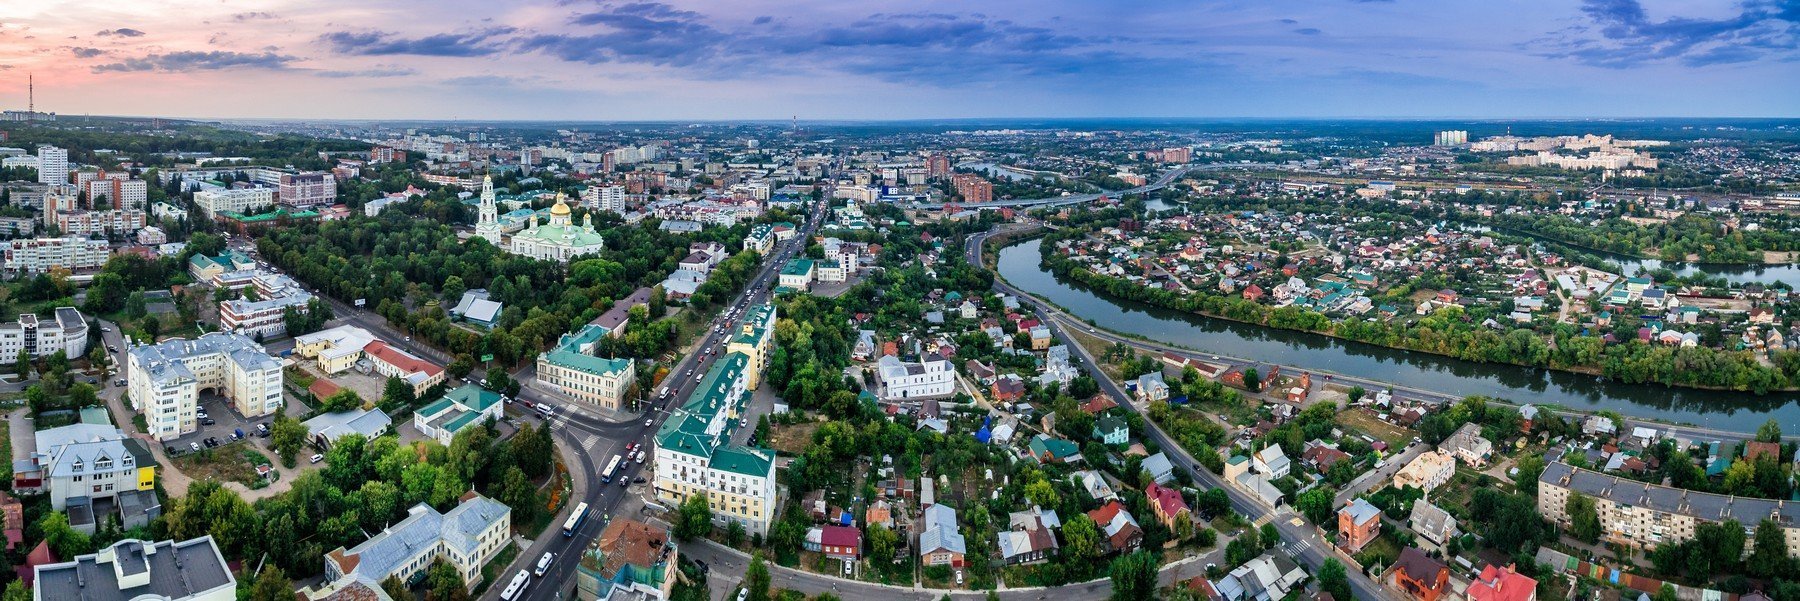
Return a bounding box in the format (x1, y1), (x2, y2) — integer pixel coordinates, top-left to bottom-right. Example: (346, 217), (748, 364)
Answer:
(1567, 491), (1602, 544)
(270, 415), (309, 464)
(1198, 488), (1230, 518)
(675, 493), (713, 540)
(424, 559), (469, 601)
(39, 512), (93, 558)
(1062, 514), (1103, 560)
(1296, 488), (1336, 526)
(744, 553), (772, 601)
(725, 520), (746, 547)
(2, 581), (27, 601)
(379, 576), (409, 601)
(247, 567), (294, 601)
(1653, 584), (1679, 601)
(1750, 518), (1792, 579)
(320, 389), (365, 412)
(868, 524), (899, 562)
(13, 349), (27, 378)
(1109, 551), (1158, 601)
(447, 355), (475, 379)
(1756, 418), (1783, 443)
(1317, 559), (1353, 601)
(382, 376), (416, 409)
(1241, 368), (1260, 392)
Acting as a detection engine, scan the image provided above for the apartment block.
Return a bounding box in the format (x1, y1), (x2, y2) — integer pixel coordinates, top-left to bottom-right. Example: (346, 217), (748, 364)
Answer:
(127, 333), (283, 442)
(1538, 461), (1800, 554)
(0, 307), (88, 360)
(4, 236), (109, 273)
(654, 352), (778, 536)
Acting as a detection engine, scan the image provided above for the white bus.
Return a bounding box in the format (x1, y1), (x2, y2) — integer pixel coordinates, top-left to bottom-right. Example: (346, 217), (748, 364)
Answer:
(562, 502), (590, 537)
(499, 570), (530, 601)
(600, 454), (624, 484)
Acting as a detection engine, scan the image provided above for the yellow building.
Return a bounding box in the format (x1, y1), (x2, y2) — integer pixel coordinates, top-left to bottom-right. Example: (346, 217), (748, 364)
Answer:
(724, 303), (777, 389)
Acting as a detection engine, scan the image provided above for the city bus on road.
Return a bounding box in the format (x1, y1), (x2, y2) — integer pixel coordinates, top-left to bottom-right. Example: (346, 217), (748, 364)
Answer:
(499, 570), (530, 601)
(600, 454), (624, 483)
(562, 502), (589, 537)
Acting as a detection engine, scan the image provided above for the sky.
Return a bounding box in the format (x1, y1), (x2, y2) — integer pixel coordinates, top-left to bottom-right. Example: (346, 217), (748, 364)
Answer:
(1, 0), (1796, 120)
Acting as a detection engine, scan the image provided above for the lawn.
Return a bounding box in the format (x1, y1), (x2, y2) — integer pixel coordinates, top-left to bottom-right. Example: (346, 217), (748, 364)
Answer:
(474, 544), (522, 597)
(1351, 532), (1404, 569)
(1336, 408), (1415, 450)
(170, 442), (260, 485)
(766, 421), (821, 455)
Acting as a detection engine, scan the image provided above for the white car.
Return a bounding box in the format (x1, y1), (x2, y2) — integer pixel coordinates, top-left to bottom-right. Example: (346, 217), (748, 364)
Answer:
(534, 552), (554, 577)
(309, 453), (325, 464)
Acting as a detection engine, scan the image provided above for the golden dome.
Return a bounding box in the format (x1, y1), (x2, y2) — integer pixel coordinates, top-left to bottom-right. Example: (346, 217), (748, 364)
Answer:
(550, 194), (572, 215)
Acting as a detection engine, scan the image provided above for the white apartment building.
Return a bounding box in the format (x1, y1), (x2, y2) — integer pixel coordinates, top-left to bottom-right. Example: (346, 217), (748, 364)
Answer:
(137, 226), (167, 246)
(193, 186), (275, 219)
(0, 307), (88, 360)
(36, 146), (67, 185)
(875, 355), (955, 401)
(4, 236), (110, 273)
(127, 333), (283, 442)
(583, 184), (627, 214)
(1539, 461), (1800, 555)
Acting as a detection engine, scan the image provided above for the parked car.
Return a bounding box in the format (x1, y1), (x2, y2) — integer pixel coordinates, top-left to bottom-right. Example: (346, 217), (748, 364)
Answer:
(190, 442), (201, 452)
(201, 418), (216, 426)
(309, 453), (325, 464)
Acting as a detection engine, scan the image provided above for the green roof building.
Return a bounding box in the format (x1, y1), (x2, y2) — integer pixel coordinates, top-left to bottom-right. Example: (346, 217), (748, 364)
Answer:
(412, 383), (503, 446)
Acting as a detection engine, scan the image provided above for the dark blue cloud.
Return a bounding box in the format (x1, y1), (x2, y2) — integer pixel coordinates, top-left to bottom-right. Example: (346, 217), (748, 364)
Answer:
(92, 50), (295, 72)
(320, 27), (514, 57)
(316, 66), (417, 78)
(69, 47), (105, 58)
(752, 16), (773, 25)
(1543, 0), (1799, 67)
(1294, 28), (1322, 35)
(95, 28), (145, 37)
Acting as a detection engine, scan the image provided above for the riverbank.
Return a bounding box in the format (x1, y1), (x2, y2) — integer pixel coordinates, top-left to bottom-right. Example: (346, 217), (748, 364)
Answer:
(988, 237), (1800, 431)
(1035, 232), (1798, 394)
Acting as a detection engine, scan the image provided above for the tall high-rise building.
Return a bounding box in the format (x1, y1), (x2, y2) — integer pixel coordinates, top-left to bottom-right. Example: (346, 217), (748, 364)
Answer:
(35, 146), (67, 185)
(1433, 131), (1468, 146)
(953, 173), (993, 203)
(582, 184), (626, 214)
(474, 175), (502, 246)
(927, 152), (951, 178)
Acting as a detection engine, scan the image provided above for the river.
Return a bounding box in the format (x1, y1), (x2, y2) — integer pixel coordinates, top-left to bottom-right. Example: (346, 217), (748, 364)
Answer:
(997, 238), (1800, 431)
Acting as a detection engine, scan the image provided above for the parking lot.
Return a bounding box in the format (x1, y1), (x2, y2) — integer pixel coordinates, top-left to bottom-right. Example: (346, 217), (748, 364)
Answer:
(162, 392), (283, 456)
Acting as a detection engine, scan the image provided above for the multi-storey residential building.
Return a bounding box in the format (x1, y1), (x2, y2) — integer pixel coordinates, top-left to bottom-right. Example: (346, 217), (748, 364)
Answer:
(723, 303), (775, 389)
(742, 224), (775, 254)
(86, 177), (147, 210)
(875, 355), (954, 401)
(35, 146), (66, 186)
(1162, 147), (1192, 163)
(369, 145), (403, 164)
(4, 236), (109, 272)
(575, 519), (679, 601)
(50, 209), (147, 237)
(193, 186), (275, 219)
(1438, 422), (1493, 467)
(1538, 461), (1800, 555)
(278, 172), (336, 208)
(535, 325), (636, 410)
(926, 152), (951, 178)
(324, 493), (511, 591)
(952, 173), (993, 203)
(1338, 498), (1383, 552)
(127, 333), (283, 442)
(35, 537), (235, 601)
(654, 352), (778, 536)
(0, 307), (87, 360)
(583, 184), (627, 214)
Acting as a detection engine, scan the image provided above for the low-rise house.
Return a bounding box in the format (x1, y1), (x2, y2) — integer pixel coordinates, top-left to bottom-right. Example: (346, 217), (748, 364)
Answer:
(998, 508), (1060, 565)
(1216, 551), (1307, 601)
(918, 504), (966, 567)
(1144, 483), (1191, 530)
(1467, 564), (1537, 601)
(1408, 501), (1458, 548)
(1073, 470), (1118, 501)
(1438, 422), (1493, 467)
(1338, 498), (1382, 552)
(1092, 415), (1129, 445)
(1142, 452), (1176, 485)
(1027, 434), (1082, 465)
(302, 408), (392, 450)
(819, 525), (861, 561)
(991, 375), (1025, 402)
(1388, 547), (1452, 601)
(1135, 372), (1170, 402)
(1252, 444), (1290, 479)
(1086, 501), (1143, 554)
(876, 355), (955, 401)
(1301, 444), (1351, 474)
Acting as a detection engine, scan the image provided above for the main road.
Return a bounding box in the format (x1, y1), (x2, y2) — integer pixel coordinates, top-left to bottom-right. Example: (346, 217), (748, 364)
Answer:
(489, 199), (832, 601)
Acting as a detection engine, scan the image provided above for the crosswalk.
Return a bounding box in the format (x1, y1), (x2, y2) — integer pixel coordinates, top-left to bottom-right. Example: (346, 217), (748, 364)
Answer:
(1280, 539), (1313, 557)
